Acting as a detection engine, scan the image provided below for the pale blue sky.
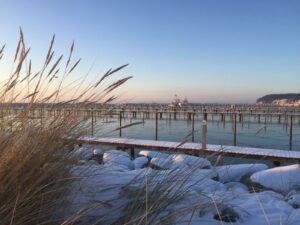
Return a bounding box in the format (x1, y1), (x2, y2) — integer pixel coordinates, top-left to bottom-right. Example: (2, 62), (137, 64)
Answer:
(0, 0), (300, 103)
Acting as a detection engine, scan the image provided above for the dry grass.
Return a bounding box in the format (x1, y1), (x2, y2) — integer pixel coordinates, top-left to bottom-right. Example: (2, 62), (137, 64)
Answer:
(0, 29), (277, 225)
(0, 29), (131, 224)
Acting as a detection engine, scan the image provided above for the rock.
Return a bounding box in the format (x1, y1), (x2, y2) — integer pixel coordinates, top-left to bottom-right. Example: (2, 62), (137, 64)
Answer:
(150, 157), (187, 170)
(93, 148), (103, 155)
(286, 191), (300, 208)
(226, 191), (292, 224)
(72, 145), (93, 159)
(250, 164), (300, 194)
(213, 207), (239, 223)
(66, 165), (150, 224)
(216, 163), (268, 183)
(241, 175), (266, 193)
(170, 154), (212, 169)
(198, 179), (227, 197)
(192, 168), (219, 180)
(139, 150), (170, 159)
(133, 157), (149, 169)
(78, 159), (88, 165)
(285, 208), (300, 225)
(89, 154), (103, 163)
(103, 150), (134, 170)
(225, 182), (248, 194)
(88, 149), (103, 163)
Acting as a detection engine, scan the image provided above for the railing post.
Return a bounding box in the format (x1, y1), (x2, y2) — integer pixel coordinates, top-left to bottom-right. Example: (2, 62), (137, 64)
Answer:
(91, 110), (94, 136)
(119, 110), (122, 137)
(203, 112), (207, 121)
(234, 113), (237, 146)
(130, 147), (135, 159)
(289, 114), (293, 150)
(155, 110), (158, 140)
(192, 110), (195, 142)
(201, 120), (207, 150)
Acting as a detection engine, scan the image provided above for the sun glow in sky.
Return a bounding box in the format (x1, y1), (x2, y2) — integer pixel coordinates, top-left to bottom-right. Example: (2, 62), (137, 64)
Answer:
(0, 0), (300, 103)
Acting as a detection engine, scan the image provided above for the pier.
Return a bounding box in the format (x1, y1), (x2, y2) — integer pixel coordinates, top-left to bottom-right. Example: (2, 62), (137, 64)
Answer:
(2, 103), (300, 150)
(72, 136), (300, 166)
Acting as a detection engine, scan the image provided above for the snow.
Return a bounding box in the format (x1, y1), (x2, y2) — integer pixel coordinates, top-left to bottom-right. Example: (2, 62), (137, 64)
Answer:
(67, 164), (148, 224)
(150, 157), (188, 170)
(103, 150), (134, 170)
(286, 209), (300, 225)
(133, 156), (149, 169)
(76, 136), (300, 160)
(225, 182), (249, 194)
(216, 163), (268, 183)
(139, 150), (170, 159)
(93, 148), (103, 155)
(250, 164), (300, 193)
(286, 191), (300, 208)
(226, 191), (291, 225)
(72, 145), (93, 159)
(65, 146), (300, 224)
(148, 153), (212, 170)
(170, 154), (212, 169)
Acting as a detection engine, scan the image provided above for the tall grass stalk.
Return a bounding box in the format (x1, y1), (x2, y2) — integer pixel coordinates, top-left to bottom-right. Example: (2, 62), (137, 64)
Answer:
(0, 29), (131, 224)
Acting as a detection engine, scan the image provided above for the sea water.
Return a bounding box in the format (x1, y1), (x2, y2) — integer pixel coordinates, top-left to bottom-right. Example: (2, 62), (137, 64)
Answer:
(89, 117), (300, 151)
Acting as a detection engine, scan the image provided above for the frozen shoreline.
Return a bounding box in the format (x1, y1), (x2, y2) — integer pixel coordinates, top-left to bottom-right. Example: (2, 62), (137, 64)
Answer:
(66, 146), (300, 224)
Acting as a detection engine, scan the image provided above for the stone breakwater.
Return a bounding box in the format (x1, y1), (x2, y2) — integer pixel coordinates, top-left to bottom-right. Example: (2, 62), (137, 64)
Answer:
(63, 146), (300, 224)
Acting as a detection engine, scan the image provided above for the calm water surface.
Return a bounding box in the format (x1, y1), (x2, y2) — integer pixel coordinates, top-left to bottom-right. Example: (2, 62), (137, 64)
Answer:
(87, 117), (300, 151)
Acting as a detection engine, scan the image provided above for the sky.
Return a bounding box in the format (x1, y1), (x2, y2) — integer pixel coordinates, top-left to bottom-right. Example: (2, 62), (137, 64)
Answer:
(0, 0), (300, 103)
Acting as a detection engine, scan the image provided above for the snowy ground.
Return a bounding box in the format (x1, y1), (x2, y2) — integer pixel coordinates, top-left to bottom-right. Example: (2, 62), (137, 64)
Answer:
(66, 145), (300, 224)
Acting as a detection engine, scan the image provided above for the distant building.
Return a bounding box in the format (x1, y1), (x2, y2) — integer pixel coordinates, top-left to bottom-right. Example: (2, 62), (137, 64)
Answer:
(271, 99), (300, 106)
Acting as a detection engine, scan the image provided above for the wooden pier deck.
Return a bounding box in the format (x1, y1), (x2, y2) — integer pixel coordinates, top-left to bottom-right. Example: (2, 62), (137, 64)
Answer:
(73, 136), (300, 164)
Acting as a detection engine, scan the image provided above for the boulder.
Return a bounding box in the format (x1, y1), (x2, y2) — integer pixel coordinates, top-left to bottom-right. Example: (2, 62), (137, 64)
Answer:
(133, 157), (149, 169)
(250, 165), (300, 194)
(286, 191), (300, 208)
(216, 163), (268, 183)
(170, 154), (212, 169)
(150, 157), (187, 170)
(139, 150), (170, 159)
(103, 150), (134, 170)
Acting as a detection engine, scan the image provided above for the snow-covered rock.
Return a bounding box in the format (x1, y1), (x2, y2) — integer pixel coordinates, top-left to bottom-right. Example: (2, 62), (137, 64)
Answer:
(191, 168), (218, 180)
(226, 191), (292, 224)
(285, 208), (300, 225)
(149, 153), (212, 170)
(216, 163), (268, 183)
(65, 148), (300, 225)
(66, 164), (151, 224)
(78, 159), (100, 165)
(139, 150), (170, 159)
(72, 145), (93, 158)
(93, 148), (103, 155)
(286, 191), (300, 208)
(170, 154), (212, 169)
(225, 182), (249, 194)
(250, 164), (300, 194)
(164, 189), (292, 225)
(197, 179), (227, 198)
(150, 157), (187, 170)
(103, 150), (134, 170)
(133, 156), (149, 169)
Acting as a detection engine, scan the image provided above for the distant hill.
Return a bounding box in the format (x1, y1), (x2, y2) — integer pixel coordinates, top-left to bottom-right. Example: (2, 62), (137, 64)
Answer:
(257, 93), (300, 104)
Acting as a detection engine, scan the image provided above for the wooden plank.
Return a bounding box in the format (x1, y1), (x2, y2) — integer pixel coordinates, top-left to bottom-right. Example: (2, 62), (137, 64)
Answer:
(73, 136), (300, 162)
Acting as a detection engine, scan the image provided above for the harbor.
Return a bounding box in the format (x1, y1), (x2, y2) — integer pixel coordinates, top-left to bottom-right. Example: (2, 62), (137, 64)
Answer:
(3, 102), (300, 151)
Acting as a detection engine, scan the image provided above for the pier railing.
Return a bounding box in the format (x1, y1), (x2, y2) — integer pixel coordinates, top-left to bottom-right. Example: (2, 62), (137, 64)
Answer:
(1, 104), (299, 150)
(71, 136), (300, 166)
